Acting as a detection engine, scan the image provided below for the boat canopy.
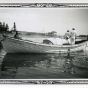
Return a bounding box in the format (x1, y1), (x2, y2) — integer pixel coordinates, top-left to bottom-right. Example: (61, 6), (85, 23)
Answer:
(43, 38), (69, 45)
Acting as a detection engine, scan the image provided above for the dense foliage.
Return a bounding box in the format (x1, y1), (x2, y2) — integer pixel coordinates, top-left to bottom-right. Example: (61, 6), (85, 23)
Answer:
(0, 22), (9, 33)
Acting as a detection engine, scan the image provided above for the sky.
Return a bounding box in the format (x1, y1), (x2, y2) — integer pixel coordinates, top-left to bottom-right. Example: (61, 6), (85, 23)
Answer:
(0, 8), (88, 35)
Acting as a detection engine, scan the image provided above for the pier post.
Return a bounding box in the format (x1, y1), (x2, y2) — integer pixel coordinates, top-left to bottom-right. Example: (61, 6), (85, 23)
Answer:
(67, 49), (70, 57)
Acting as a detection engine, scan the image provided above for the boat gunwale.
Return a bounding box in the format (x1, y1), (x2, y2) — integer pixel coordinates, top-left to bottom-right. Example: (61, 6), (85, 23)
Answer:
(5, 36), (88, 49)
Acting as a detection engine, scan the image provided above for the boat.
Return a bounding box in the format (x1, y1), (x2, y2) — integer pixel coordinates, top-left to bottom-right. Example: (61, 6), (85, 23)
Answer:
(0, 35), (88, 53)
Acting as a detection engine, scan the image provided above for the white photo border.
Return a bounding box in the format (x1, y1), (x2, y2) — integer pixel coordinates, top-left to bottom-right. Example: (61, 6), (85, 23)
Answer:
(0, 3), (88, 84)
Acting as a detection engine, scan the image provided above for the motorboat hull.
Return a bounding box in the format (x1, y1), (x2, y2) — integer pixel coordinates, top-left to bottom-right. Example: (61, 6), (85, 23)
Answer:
(1, 37), (88, 53)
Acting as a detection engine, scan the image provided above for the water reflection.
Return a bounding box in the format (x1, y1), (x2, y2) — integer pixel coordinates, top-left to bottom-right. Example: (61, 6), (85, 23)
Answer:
(63, 55), (76, 74)
(0, 53), (49, 79)
(0, 52), (88, 79)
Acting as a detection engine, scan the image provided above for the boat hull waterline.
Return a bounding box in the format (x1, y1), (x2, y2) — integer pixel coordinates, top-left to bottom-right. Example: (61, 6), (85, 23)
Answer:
(1, 37), (88, 53)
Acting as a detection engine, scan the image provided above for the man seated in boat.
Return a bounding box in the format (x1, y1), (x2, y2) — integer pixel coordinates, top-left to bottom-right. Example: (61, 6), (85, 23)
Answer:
(14, 31), (21, 39)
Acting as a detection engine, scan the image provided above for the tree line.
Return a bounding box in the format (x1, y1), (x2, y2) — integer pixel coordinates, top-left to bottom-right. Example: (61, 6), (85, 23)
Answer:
(0, 22), (17, 33)
(0, 22), (9, 33)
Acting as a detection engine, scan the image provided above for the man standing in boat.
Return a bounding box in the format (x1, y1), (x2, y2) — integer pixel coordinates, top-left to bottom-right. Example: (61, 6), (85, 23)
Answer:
(70, 28), (77, 44)
(64, 30), (71, 44)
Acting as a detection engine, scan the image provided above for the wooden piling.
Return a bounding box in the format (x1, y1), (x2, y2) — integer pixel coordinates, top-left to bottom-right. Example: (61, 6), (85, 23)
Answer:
(67, 49), (70, 57)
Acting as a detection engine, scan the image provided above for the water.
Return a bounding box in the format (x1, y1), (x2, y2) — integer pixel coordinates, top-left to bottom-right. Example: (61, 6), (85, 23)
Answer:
(0, 48), (88, 79)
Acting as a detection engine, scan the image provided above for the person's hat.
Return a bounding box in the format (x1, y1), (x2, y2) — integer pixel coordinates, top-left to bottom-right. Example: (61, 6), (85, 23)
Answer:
(67, 30), (69, 32)
(72, 28), (75, 30)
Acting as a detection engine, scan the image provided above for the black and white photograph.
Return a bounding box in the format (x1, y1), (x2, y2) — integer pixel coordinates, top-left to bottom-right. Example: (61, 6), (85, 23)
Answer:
(0, 3), (88, 84)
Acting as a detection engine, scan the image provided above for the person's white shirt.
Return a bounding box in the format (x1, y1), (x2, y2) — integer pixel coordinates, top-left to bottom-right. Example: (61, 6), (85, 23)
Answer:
(70, 29), (77, 38)
(70, 28), (77, 44)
